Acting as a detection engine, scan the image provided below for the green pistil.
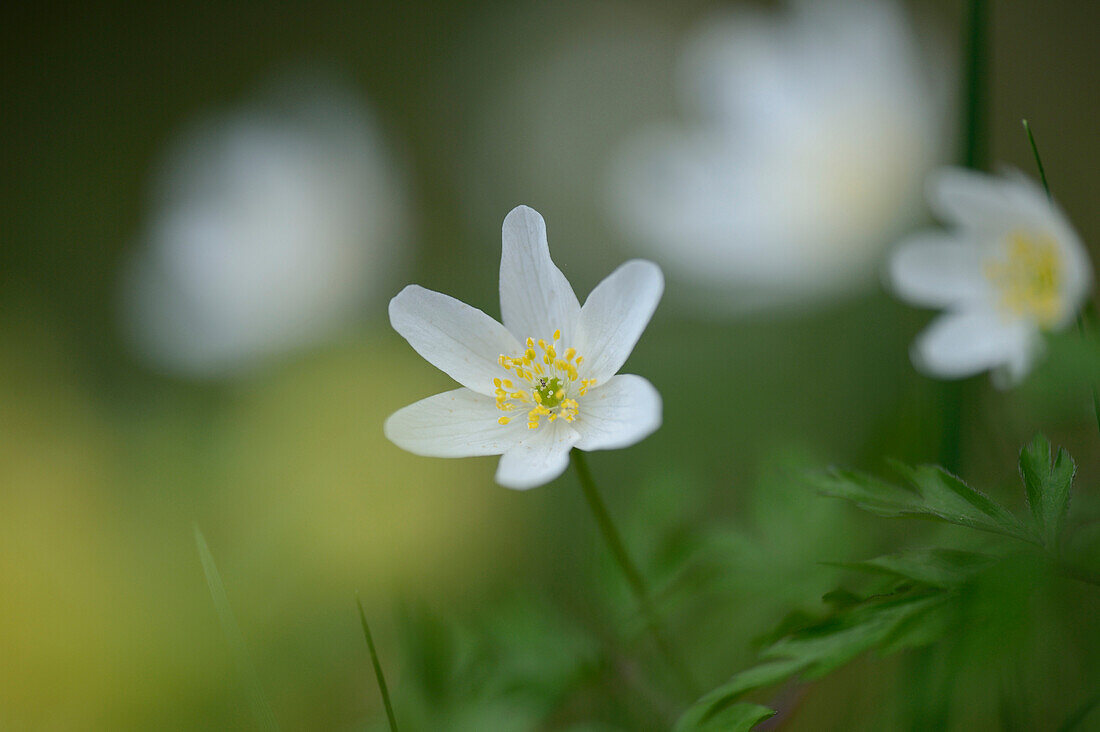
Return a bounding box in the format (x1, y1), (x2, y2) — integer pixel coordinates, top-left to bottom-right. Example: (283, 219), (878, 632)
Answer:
(537, 377), (564, 408)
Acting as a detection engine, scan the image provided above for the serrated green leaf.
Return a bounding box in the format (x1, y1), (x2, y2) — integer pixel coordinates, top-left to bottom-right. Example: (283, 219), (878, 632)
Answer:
(833, 548), (996, 589)
(1019, 434), (1076, 546)
(814, 465), (1037, 545)
(674, 659), (804, 731)
(892, 463), (1035, 543)
(812, 468), (923, 518)
(761, 591), (945, 679)
(682, 589), (949, 728)
(676, 702), (776, 731)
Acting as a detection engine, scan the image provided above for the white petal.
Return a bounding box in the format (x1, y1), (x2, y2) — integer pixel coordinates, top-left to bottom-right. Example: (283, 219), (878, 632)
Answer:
(384, 388), (524, 457)
(886, 232), (989, 308)
(912, 308), (1035, 380)
(927, 167), (1051, 232)
(495, 420), (579, 490)
(574, 260), (664, 383)
(390, 285), (521, 396)
(499, 206), (581, 344)
(574, 374), (662, 451)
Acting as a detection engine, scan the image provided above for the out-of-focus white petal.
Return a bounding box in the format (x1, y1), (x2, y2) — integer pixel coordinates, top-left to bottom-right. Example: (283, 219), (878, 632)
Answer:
(886, 233), (989, 308)
(912, 309), (1033, 380)
(495, 420), (580, 490)
(389, 285), (520, 396)
(574, 375), (661, 451)
(122, 76), (409, 377)
(384, 388), (525, 457)
(499, 206), (581, 343)
(607, 0), (946, 313)
(574, 260), (663, 382)
(927, 167), (1052, 232)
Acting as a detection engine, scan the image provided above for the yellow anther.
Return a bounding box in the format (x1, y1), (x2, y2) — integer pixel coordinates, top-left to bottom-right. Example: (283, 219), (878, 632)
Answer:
(496, 332), (590, 430)
(575, 356), (583, 366)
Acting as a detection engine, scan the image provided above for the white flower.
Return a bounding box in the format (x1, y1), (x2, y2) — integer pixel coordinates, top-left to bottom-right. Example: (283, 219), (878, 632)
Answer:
(121, 76), (409, 377)
(608, 0), (947, 311)
(384, 206), (663, 490)
(887, 168), (1093, 386)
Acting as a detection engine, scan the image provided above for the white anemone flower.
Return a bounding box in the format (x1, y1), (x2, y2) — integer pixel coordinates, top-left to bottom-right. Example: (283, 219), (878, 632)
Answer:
(888, 168), (1093, 387)
(385, 206), (663, 490)
(608, 0), (946, 311)
(122, 78), (408, 377)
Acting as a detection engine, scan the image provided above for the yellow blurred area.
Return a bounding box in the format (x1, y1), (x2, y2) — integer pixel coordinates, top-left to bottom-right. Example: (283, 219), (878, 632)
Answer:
(0, 320), (521, 727)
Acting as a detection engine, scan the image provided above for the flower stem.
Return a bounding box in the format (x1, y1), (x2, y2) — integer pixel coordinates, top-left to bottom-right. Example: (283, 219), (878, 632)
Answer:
(1023, 119), (1100, 438)
(959, 0), (989, 171)
(570, 449), (700, 699)
(937, 0), (990, 475)
(357, 596), (399, 732)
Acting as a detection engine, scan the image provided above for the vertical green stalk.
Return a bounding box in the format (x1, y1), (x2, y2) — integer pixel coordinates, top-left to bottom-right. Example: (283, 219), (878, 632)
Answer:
(939, 0), (990, 474)
(570, 449), (699, 699)
(357, 597), (399, 732)
(1023, 120), (1100, 437)
(959, 0), (989, 170)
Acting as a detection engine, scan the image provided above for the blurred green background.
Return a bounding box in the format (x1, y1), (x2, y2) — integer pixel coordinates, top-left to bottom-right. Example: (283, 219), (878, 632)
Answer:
(2, 0), (1099, 729)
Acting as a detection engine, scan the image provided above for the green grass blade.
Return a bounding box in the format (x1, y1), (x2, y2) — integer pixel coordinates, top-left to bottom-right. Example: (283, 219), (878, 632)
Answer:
(194, 526), (279, 731)
(357, 596), (399, 732)
(1022, 119), (1051, 197)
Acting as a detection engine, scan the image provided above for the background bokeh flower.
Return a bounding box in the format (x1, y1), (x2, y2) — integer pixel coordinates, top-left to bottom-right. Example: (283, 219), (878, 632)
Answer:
(888, 168), (1093, 386)
(608, 0), (951, 312)
(120, 74), (411, 377)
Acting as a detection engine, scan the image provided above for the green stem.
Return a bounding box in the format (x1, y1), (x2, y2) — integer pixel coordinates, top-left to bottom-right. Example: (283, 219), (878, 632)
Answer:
(357, 597), (399, 732)
(570, 449), (700, 699)
(937, 0), (989, 474)
(960, 0), (989, 171)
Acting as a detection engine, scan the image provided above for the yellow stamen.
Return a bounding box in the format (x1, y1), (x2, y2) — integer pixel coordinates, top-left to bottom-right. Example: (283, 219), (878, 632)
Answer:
(984, 230), (1064, 327)
(493, 327), (593, 430)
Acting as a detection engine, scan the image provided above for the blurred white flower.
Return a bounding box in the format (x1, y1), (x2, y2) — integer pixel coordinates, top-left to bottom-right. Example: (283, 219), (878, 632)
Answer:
(888, 168), (1093, 387)
(122, 76), (409, 377)
(608, 0), (947, 312)
(385, 206), (663, 490)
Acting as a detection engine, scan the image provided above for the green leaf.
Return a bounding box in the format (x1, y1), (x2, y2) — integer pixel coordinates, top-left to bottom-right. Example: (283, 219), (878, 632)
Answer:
(814, 464), (1037, 545)
(675, 660), (802, 731)
(678, 588), (949, 728)
(833, 548), (996, 589)
(676, 702), (776, 731)
(1019, 434), (1076, 545)
(761, 591), (946, 679)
